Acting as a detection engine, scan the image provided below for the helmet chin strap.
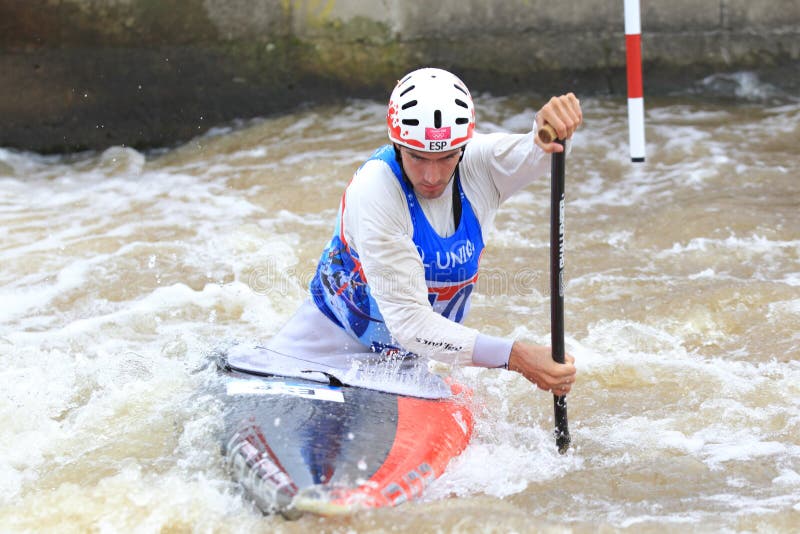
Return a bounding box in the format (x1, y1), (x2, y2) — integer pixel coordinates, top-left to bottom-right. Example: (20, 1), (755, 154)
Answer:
(392, 144), (464, 228)
(392, 144), (410, 186)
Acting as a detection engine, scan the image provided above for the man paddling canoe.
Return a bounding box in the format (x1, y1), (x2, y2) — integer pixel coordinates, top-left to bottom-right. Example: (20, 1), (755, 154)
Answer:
(268, 68), (579, 397)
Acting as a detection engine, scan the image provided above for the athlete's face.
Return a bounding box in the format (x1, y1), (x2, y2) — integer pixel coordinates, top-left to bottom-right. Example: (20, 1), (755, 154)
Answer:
(397, 146), (461, 199)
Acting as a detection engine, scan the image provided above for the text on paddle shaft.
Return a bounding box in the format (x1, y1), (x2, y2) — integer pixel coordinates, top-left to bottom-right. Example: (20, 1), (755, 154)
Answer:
(559, 197), (564, 296)
(558, 197), (565, 270)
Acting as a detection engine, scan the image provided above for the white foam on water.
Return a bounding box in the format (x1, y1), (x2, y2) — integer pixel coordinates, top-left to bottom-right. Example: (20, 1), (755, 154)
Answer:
(783, 273), (800, 287)
(0, 344), (75, 501)
(774, 469), (800, 487)
(0, 141), (305, 523)
(702, 436), (786, 467)
(426, 312), (800, 523)
(659, 234), (799, 257)
(768, 299), (800, 318)
(653, 233), (800, 282)
(0, 263), (87, 323)
(425, 366), (584, 501)
(697, 71), (783, 101)
(2, 96), (799, 531)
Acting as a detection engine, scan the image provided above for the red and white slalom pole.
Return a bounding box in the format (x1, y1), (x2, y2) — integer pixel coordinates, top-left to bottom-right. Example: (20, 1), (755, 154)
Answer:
(624, 0), (646, 162)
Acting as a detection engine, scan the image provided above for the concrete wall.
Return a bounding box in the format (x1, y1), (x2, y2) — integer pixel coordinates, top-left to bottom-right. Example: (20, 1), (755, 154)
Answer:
(1, 0), (798, 153)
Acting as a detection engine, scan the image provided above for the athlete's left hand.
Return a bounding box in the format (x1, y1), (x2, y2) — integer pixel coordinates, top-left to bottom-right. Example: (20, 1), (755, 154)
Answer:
(507, 341), (576, 395)
(534, 93), (583, 153)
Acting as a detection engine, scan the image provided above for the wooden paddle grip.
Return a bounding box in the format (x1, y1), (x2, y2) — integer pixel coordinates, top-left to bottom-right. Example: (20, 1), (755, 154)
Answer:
(538, 124), (559, 144)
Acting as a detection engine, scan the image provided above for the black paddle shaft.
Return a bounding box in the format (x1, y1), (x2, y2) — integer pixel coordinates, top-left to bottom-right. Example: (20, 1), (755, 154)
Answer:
(550, 140), (571, 454)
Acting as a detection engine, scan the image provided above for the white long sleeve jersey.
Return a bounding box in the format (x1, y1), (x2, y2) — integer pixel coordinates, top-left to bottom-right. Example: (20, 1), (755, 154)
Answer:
(338, 129), (551, 367)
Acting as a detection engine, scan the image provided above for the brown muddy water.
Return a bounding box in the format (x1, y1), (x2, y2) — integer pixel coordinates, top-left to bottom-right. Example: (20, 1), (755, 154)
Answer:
(1, 71), (799, 533)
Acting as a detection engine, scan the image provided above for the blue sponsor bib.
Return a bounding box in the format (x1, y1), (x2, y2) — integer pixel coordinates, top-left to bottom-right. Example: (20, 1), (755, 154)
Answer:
(310, 145), (485, 352)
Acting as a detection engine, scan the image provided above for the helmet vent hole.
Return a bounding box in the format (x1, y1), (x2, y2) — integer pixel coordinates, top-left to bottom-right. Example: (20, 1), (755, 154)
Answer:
(454, 84), (468, 96)
(434, 110), (442, 128)
(402, 119), (420, 126)
(401, 100), (418, 110)
(455, 99), (469, 109)
(399, 85), (415, 97)
(455, 118), (470, 125)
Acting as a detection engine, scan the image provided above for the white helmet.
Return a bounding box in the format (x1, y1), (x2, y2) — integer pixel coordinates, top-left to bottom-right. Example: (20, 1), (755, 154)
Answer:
(387, 68), (475, 152)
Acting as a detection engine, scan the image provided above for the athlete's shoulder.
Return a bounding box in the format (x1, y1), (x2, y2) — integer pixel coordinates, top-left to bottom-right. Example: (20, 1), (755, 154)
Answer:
(464, 130), (532, 159)
(343, 155), (409, 234)
(348, 158), (403, 200)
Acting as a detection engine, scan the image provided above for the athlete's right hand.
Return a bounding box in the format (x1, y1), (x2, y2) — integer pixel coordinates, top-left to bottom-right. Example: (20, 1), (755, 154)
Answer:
(534, 93), (582, 153)
(507, 341), (576, 396)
